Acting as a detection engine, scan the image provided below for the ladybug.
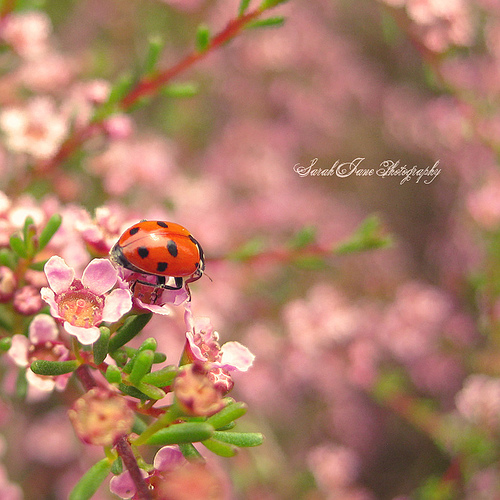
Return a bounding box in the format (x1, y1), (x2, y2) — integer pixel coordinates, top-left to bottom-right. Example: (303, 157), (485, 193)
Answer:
(110, 220), (205, 292)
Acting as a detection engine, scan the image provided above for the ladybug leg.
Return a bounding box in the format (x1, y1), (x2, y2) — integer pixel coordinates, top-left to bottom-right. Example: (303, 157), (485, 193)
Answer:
(157, 276), (184, 291)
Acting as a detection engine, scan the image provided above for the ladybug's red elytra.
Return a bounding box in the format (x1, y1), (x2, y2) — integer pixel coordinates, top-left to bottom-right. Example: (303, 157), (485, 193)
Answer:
(110, 220), (205, 291)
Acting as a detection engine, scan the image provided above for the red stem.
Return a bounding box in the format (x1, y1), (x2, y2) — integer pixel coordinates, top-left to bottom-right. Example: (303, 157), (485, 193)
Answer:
(115, 436), (152, 500)
(75, 364), (98, 392)
(38, 6), (265, 173)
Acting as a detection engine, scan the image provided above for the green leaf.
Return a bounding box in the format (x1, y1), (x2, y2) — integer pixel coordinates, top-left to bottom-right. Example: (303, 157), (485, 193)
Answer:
(0, 337), (12, 351)
(260, 0), (290, 9)
(93, 327), (110, 365)
(23, 216), (36, 255)
(206, 401), (247, 430)
(196, 24), (211, 52)
(141, 365), (178, 387)
(213, 431), (264, 447)
(38, 213), (62, 251)
(108, 313), (153, 352)
(132, 415), (149, 435)
(238, 0), (251, 16)
(30, 359), (79, 376)
(92, 74), (134, 121)
(144, 35), (164, 75)
(178, 442), (205, 462)
(0, 248), (16, 269)
(9, 234), (27, 258)
(105, 365), (122, 385)
(118, 383), (150, 400)
(202, 437), (237, 457)
(246, 16), (285, 29)
(145, 422), (214, 445)
(29, 259), (48, 271)
(69, 458), (111, 500)
(137, 381), (166, 400)
(228, 237), (266, 262)
(153, 352), (167, 364)
(16, 368), (27, 400)
(334, 215), (392, 255)
(160, 82), (199, 98)
(110, 457), (123, 475)
(138, 337), (157, 353)
(287, 225), (317, 250)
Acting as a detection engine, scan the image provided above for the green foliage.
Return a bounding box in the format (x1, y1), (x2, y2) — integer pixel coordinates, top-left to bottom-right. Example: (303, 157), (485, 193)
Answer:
(212, 430), (264, 447)
(143, 35), (164, 75)
(238, 0), (251, 16)
(196, 24), (211, 52)
(108, 313), (153, 352)
(145, 422), (215, 445)
(202, 437), (238, 457)
(260, 0), (290, 9)
(105, 364), (122, 385)
(206, 401), (248, 429)
(68, 458), (112, 500)
(334, 214), (392, 255)
(30, 359), (79, 376)
(141, 365), (178, 387)
(93, 327), (110, 365)
(247, 16), (285, 29)
(38, 214), (63, 251)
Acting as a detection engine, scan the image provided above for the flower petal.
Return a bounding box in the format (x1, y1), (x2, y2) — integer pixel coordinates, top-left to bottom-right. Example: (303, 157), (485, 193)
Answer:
(218, 341), (255, 372)
(153, 446), (184, 471)
(8, 335), (29, 367)
(81, 258), (117, 295)
(44, 256), (74, 294)
(26, 369), (56, 392)
(102, 288), (132, 322)
(110, 470), (148, 499)
(40, 287), (61, 319)
(185, 331), (205, 362)
(63, 322), (101, 345)
(29, 314), (59, 343)
(136, 298), (172, 316)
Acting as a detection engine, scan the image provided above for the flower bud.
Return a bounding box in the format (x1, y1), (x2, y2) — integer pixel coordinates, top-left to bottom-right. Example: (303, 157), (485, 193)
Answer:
(68, 388), (134, 446)
(13, 285), (44, 315)
(174, 364), (226, 417)
(0, 266), (16, 302)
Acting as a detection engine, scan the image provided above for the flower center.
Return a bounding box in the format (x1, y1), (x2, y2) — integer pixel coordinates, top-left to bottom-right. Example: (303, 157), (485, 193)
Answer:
(58, 290), (103, 328)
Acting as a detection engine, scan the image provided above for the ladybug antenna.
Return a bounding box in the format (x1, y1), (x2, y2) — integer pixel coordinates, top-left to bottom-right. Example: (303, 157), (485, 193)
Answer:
(204, 272), (213, 282)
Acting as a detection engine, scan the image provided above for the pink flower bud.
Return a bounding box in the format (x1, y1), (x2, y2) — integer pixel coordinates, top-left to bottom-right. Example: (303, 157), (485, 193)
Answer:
(174, 364), (226, 417)
(68, 388), (134, 446)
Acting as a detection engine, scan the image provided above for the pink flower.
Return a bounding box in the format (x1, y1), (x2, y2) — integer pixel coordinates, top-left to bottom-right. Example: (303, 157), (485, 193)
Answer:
(185, 316), (255, 373)
(0, 97), (68, 159)
(110, 446), (183, 499)
(41, 256), (132, 344)
(8, 314), (71, 393)
(455, 374), (500, 429)
(1, 11), (52, 59)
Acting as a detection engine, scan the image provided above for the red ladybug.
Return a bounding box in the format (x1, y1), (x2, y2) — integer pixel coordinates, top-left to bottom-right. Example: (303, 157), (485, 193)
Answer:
(110, 220), (205, 291)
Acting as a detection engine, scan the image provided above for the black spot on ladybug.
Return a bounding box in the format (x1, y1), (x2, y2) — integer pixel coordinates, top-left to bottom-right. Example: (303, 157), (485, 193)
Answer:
(157, 262), (168, 272)
(129, 227), (140, 236)
(137, 246), (149, 259)
(157, 221), (168, 228)
(167, 240), (178, 257)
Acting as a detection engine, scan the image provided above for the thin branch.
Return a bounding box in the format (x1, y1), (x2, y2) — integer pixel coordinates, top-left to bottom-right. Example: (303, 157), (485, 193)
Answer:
(115, 435), (152, 500)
